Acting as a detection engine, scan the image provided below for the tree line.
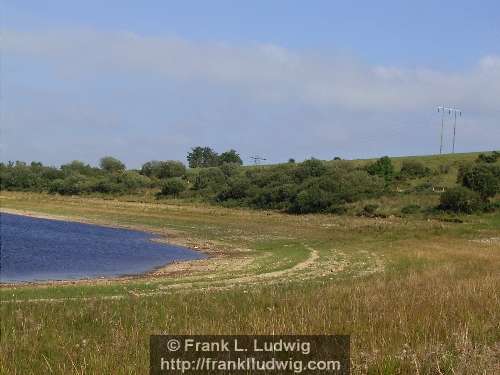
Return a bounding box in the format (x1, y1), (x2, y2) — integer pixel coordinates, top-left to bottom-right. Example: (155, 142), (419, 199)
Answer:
(1, 148), (499, 215)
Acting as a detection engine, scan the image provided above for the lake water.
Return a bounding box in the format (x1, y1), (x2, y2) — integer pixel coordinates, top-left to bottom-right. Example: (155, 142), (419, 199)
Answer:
(0, 213), (204, 282)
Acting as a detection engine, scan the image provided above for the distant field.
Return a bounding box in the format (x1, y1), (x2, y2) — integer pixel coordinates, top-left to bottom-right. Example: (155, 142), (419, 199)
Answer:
(1, 185), (499, 373)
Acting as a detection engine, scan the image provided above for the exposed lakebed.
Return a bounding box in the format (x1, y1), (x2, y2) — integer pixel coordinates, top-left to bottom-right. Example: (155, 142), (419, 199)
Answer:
(0, 213), (204, 283)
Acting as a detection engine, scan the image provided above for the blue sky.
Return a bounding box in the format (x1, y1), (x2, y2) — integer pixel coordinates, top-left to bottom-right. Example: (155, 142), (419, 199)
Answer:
(2, 1), (500, 167)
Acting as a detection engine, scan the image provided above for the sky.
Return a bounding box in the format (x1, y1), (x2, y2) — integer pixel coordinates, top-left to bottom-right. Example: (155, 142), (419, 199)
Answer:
(1, 0), (499, 168)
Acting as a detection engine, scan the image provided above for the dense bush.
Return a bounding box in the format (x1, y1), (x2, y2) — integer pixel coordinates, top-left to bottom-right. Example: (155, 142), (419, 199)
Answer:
(289, 185), (334, 214)
(294, 158), (327, 181)
(48, 175), (89, 195)
(193, 167), (226, 191)
(117, 171), (152, 191)
(216, 176), (251, 201)
(476, 151), (500, 164)
(458, 163), (500, 200)
(439, 187), (482, 214)
(5, 153), (494, 216)
(159, 178), (187, 197)
(141, 160), (186, 179)
(367, 156), (394, 181)
(219, 162), (241, 178)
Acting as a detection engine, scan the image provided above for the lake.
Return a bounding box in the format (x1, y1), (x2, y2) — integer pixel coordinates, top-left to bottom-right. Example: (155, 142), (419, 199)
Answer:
(0, 212), (204, 282)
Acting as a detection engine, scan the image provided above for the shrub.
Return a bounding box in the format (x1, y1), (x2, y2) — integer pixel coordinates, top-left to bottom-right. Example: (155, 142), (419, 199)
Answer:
(476, 151), (500, 163)
(439, 187), (482, 214)
(217, 176), (250, 201)
(219, 162), (241, 178)
(48, 175), (88, 195)
(88, 178), (119, 194)
(294, 158), (327, 181)
(367, 156), (394, 181)
(117, 171), (152, 191)
(251, 183), (298, 210)
(458, 163), (500, 199)
(288, 186), (333, 214)
(159, 178), (186, 197)
(193, 168), (226, 191)
(319, 170), (385, 203)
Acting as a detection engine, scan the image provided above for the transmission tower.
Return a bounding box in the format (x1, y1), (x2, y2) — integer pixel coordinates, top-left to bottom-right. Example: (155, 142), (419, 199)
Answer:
(437, 106), (462, 154)
(249, 155), (267, 165)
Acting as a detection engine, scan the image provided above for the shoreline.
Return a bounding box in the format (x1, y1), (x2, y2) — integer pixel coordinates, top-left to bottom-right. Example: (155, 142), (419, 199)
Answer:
(0, 208), (225, 288)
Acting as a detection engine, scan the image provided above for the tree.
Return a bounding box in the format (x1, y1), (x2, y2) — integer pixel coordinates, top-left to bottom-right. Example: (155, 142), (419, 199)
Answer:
(219, 149), (243, 165)
(140, 160), (162, 177)
(61, 160), (95, 176)
(99, 156), (125, 173)
(141, 160), (186, 179)
(187, 147), (219, 168)
(367, 156), (394, 181)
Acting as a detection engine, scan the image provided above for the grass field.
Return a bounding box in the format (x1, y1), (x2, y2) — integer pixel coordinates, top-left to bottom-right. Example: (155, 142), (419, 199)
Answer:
(1, 157), (499, 374)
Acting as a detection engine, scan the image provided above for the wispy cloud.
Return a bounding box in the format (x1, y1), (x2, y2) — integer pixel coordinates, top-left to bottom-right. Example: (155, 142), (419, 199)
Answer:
(4, 28), (500, 112)
(2, 29), (499, 165)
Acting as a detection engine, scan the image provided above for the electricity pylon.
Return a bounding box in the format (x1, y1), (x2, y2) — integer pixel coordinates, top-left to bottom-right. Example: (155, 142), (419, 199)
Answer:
(249, 155), (267, 165)
(437, 106), (462, 154)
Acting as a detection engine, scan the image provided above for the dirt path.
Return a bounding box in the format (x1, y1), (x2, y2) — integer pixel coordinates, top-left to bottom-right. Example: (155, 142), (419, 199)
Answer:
(161, 245), (320, 290)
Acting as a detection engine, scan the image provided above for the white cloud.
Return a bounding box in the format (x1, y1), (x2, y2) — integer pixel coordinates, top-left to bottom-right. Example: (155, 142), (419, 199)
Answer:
(4, 28), (500, 113)
(1, 28), (499, 165)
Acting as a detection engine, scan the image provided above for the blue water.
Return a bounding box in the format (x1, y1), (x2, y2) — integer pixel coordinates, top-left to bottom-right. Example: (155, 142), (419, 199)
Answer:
(0, 213), (204, 282)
